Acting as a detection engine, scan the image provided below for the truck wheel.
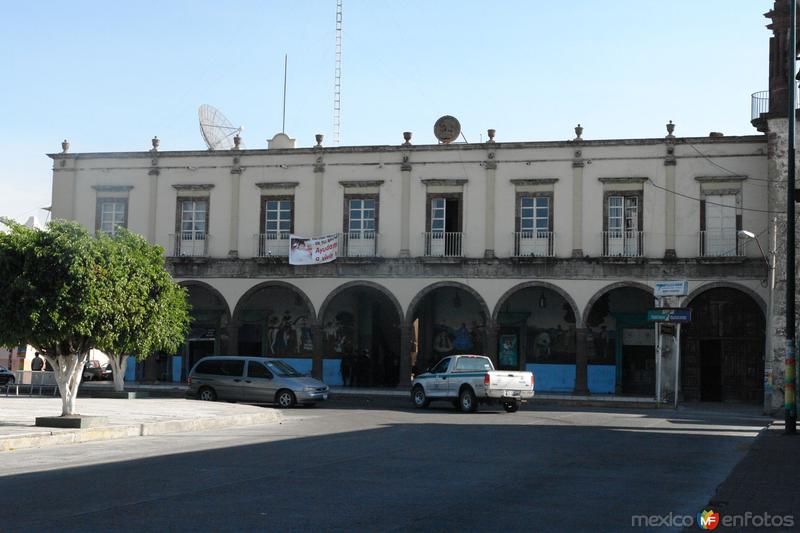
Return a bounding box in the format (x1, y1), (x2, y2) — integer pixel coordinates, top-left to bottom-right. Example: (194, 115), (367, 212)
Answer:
(412, 385), (430, 408)
(458, 387), (477, 413)
(502, 399), (519, 413)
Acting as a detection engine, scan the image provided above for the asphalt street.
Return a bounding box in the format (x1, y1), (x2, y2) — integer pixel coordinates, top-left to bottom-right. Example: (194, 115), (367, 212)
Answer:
(0, 398), (769, 533)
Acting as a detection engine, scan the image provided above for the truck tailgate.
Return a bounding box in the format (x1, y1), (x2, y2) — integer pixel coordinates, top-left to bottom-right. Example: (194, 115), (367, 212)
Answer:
(487, 371), (533, 391)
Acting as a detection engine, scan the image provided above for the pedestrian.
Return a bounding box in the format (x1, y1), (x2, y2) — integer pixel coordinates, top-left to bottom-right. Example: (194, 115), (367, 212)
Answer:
(31, 352), (44, 371)
(340, 353), (352, 387)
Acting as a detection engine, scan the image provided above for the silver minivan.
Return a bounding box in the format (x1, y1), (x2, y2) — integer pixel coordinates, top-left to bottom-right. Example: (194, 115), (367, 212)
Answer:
(188, 356), (329, 408)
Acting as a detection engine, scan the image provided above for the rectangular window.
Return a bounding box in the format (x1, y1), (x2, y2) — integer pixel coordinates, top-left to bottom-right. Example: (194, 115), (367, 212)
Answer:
(604, 192), (642, 257)
(703, 194), (738, 256)
(181, 199), (207, 238)
(96, 199), (127, 236)
(347, 197), (376, 237)
(519, 196), (550, 234)
(263, 198), (293, 238)
(607, 195), (639, 232)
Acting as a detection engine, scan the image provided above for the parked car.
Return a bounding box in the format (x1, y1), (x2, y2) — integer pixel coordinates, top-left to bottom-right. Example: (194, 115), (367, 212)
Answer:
(0, 365), (15, 385)
(188, 356), (329, 408)
(411, 354), (534, 413)
(83, 361), (113, 381)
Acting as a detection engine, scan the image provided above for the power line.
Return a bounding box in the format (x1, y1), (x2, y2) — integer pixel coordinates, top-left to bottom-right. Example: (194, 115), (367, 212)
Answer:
(646, 178), (783, 214)
(686, 142), (773, 184)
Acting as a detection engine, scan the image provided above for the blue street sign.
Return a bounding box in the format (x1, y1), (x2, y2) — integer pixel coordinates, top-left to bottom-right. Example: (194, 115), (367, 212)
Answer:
(647, 308), (692, 323)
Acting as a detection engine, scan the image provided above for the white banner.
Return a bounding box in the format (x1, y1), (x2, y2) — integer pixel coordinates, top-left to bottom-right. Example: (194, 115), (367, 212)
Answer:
(289, 234), (338, 265)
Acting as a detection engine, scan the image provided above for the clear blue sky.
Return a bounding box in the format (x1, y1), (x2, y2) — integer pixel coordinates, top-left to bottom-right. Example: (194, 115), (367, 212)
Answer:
(0, 1), (770, 224)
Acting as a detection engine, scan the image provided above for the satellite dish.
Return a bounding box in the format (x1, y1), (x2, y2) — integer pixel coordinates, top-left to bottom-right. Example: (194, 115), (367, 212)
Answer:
(198, 104), (243, 150)
(433, 115), (461, 144)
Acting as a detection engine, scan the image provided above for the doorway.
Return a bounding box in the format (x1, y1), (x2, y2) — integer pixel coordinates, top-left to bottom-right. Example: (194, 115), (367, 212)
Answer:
(699, 339), (722, 401)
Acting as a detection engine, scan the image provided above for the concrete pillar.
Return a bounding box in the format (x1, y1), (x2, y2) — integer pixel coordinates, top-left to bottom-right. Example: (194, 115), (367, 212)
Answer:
(228, 171), (240, 257)
(226, 322), (239, 356)
(400, 165), (411, 256)
(148, 173), (158, 243)
(399, 323), (412, 388)
(574, 328), (590, 395)
(314, 157), (325, 236)
(571, 159), (584, 257)
(312, 324), (324, 379)
(484, 164), (496, 258)
(664, 158), (677, 258)
(485, 322), (499, 368)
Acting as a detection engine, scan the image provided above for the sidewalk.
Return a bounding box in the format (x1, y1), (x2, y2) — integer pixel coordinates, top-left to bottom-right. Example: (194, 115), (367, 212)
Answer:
(0, 397), (281, 452)
(689, 419), (800, 529)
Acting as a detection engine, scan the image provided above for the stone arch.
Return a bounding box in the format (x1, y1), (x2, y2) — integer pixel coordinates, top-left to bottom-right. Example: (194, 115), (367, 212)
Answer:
(680, 281), (766, 316)
(232, 280), (316, 325)
(493, 281), (582, 328)
(178, 280), (232, 323)
(405, 281), (492, 325)
(581, 281), (654, 328)
(318, 280), (404, 328)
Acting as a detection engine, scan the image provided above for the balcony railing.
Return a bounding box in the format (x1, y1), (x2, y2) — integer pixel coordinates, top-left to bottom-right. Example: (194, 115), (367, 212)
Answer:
(340, 231), (379, 257)
(168, 232), (210, 257)
(602, 230), (644, 257)
(254, 232), (290, 257)
(751, 90), (769, 121)
(513, 231), (555, 257)
(423, 232), (463, 257)
(699, 230), (745, 257)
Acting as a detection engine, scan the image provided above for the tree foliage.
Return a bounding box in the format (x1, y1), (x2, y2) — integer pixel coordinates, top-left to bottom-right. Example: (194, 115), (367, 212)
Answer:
(0, 219), (190, 412)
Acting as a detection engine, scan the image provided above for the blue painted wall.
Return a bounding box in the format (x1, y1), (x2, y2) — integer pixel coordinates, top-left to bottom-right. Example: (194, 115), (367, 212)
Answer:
(323, 359), (343, 386)
(171, 356), (182, 383)
(525, 364), (616, 394)
(124, 359), (136, 381)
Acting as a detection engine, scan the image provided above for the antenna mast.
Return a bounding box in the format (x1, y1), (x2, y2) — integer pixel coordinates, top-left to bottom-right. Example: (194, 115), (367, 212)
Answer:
(333, 0), (342, 145)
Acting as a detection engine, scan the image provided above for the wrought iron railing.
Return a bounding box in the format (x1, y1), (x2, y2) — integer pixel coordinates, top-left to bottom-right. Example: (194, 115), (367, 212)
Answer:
(751, 90), (769, 121)
(513, 231), (555, 257)
(423, 232), (463, 257)
(340, 231), (378, 257)
(254, 232), (290, 257)
(601, 230), (644, 257)
(698, 230), (745, 257)
(168, 233), (210, 257)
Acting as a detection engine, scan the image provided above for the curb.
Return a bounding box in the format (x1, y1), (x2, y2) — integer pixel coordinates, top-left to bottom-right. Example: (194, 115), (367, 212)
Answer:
(0, 410), (282, 452)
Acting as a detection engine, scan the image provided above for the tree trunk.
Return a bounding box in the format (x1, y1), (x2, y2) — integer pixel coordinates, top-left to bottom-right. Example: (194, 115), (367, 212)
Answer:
(109, 354), (128, 392)
(43, 352), (88, 416)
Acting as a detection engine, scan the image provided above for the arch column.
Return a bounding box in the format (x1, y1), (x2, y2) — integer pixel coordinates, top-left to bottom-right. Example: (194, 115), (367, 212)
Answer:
(485, 322), (499, 367)
(226, 321), (240, 356)
(399, 322), (412, 388)
(312, 324), (324, 380)
(574, 328), (590, 395)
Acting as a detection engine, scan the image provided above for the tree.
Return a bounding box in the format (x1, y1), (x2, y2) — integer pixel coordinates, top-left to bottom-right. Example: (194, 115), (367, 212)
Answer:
(0, 220), (111, 415)
(0, 220), (190, 415)
(95, 229), (190, 392)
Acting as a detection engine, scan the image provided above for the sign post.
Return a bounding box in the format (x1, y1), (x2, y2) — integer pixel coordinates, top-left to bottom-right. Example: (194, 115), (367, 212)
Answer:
(651, 280), (688, 407)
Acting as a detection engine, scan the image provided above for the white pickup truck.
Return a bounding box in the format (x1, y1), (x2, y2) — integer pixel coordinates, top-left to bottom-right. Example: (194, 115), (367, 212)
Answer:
(410, 355), (534, 413)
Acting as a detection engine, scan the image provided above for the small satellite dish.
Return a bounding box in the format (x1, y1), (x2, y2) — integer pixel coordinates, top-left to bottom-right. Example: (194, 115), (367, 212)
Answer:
(198, 104), (243, 150)
(433, 115), (461, 144)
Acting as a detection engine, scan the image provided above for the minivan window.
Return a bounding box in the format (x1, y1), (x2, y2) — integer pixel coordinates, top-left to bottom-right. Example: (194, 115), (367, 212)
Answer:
(220, 360), (244, 376)
(247, 361), (273, 379)
(195, 360), (222, 375)
(265, 360), (303, 377)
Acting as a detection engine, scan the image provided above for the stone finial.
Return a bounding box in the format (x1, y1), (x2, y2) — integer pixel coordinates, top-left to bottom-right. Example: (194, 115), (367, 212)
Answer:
(574, 124), (583, 141)
(315, 134), (324, 147)
(487, 129), (496, 143)
(403, 131), (412, 145)
(666, 120), (675, 138)
(61, 139), (69, 153)
(233, 134), (241, 150)
(151, 136), (160, 151)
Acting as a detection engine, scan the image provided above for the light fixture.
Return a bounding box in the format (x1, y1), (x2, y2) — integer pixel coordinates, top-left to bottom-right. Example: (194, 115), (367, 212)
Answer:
(538, 292), (547, 309)
(737, 229), (770, 267)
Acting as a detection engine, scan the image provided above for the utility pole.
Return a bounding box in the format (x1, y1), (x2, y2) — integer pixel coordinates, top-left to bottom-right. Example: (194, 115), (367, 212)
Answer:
(786, 0), (797, 435)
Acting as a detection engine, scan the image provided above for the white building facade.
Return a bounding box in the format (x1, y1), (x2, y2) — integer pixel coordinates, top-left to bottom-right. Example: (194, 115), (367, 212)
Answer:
(49, 127), (771, 406)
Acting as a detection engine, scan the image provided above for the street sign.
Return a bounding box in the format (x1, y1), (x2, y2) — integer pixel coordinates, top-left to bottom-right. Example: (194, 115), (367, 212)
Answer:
(654, 280), (689, 297)
(647, 308), (692, 323)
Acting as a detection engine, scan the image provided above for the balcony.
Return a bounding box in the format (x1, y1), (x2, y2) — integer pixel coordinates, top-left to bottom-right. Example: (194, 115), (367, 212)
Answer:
(751, 90), (769, 122)
(601, 230), (644, 257)
(513, 231), (555, 257)
(254, 232), (290, 257)
(169, 233), (210, 257)
(423, 232), (463, 257)
(340, 231), (379, 257)
(699, 230), (744, 258)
